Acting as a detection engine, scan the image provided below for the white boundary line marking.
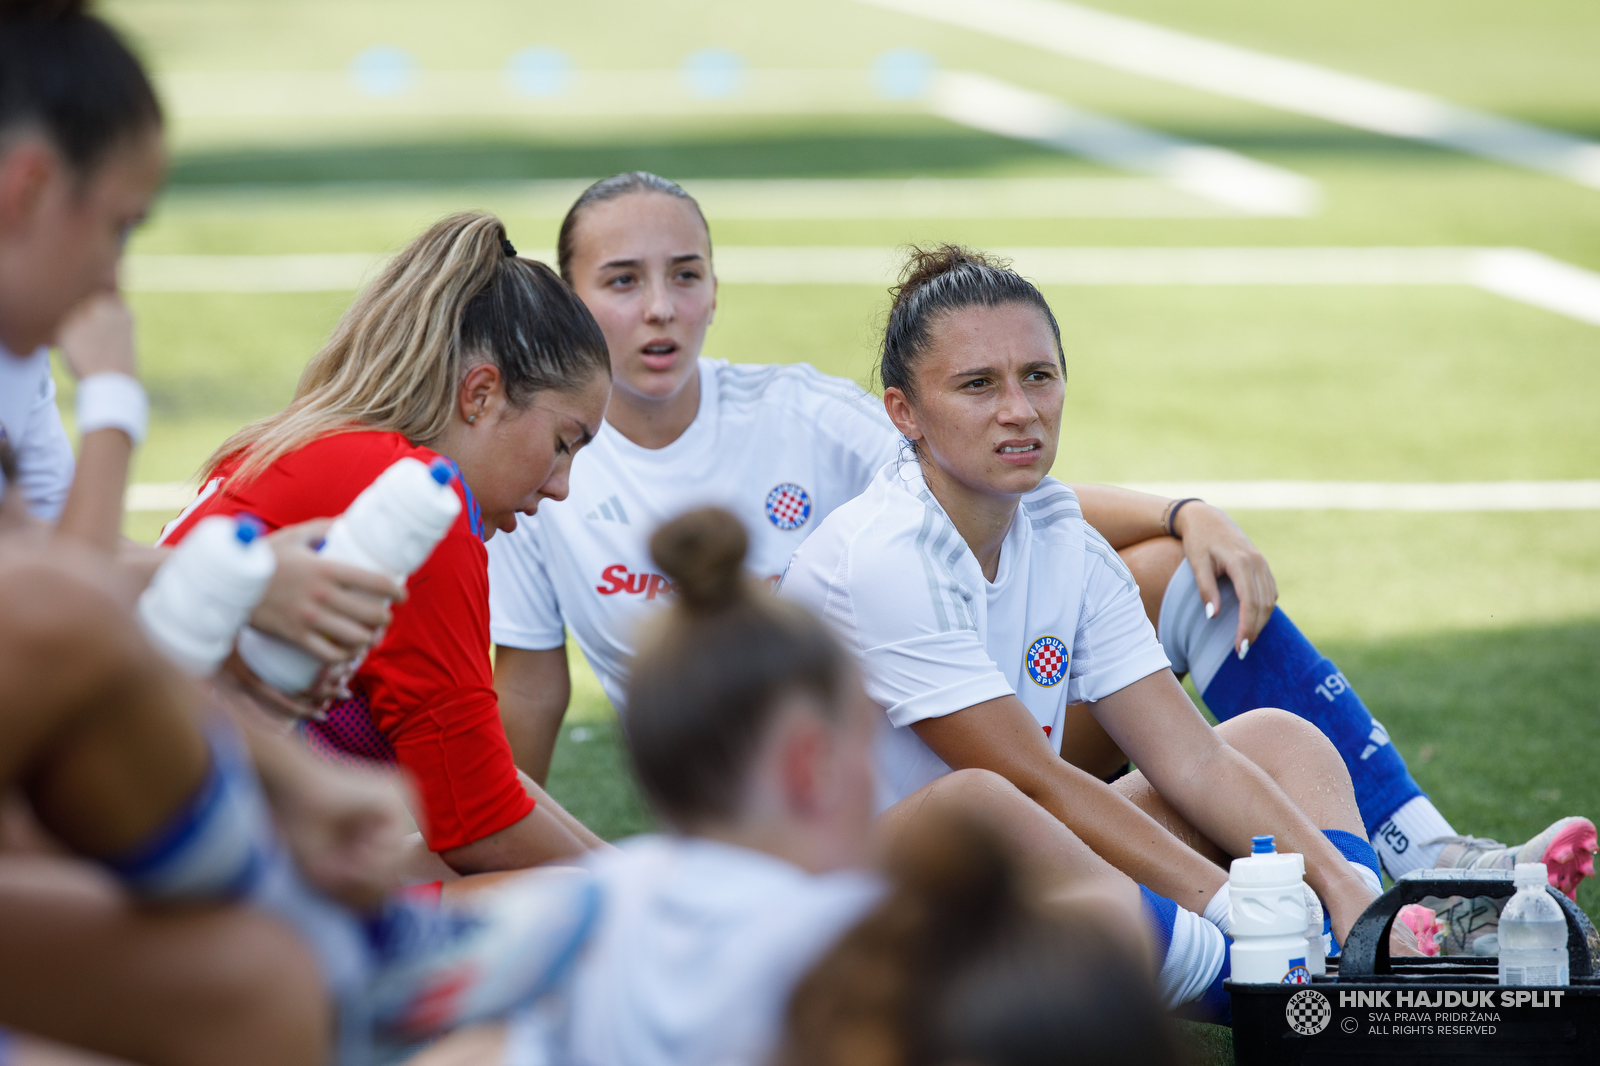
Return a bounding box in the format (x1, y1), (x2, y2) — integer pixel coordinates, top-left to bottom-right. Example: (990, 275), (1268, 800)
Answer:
(126, 479), (1600, 513)
(1121, 482), (1600, 512)
(856, 0), (1600, 190)
(162, 176), (1232, 220)
(930, 72), (1318, 216)
(121, 246), (1600, 327)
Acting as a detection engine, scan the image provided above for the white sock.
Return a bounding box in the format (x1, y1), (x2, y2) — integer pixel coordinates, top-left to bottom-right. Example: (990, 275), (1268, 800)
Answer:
(1158, 906), (1229, 1009)
(1203, 881), (1232, 939)
(1372, 796), (1456, 879)
(1157, 559), (1239, 691)
(1349, 859), (1382, 896)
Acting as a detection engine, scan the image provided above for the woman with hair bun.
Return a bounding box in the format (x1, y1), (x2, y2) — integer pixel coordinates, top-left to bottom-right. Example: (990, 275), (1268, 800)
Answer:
(487, 171), (1283, 791)
(161, 211), (612, 874)
(782, 244), (1387, 1021)
(415, 506), (1156, 1066)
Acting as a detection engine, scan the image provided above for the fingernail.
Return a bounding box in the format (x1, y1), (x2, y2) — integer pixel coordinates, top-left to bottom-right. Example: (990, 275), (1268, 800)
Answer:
(1205, 601), (1216, 620)
(1238, 638), (1250, 660)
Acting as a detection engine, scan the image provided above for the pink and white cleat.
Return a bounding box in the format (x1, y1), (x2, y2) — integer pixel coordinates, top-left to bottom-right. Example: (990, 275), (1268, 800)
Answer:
(1432, 817), (1597, 900)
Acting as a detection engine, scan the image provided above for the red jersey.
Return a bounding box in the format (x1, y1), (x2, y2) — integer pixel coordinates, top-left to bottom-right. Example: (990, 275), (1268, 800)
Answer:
(161, 430), (534, 852)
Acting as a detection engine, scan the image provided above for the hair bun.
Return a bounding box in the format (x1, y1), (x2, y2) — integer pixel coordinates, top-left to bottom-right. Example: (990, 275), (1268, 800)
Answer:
(891, 243), (1010, 307)
(650, 508), (748, 611)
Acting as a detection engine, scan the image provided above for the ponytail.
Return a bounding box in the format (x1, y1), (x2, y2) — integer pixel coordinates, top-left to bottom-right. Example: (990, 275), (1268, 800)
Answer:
(206, 212), (610, 481)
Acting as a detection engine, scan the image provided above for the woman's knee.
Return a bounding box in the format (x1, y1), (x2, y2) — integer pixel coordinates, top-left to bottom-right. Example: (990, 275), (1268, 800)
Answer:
(1217, 709), (1356, 802)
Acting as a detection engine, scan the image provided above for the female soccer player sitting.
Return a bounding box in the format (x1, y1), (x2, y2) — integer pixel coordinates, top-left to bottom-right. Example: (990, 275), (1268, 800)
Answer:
(781, 246), (1388, 1014)
(413, 507), (1169, 1066)
(160, 212), (610, 875)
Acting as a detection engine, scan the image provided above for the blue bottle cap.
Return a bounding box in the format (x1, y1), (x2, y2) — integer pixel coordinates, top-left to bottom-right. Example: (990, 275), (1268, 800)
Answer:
(428, 459), (454, 486)
(234, 514), (264, 545)
(1251, 835), (1276, 854)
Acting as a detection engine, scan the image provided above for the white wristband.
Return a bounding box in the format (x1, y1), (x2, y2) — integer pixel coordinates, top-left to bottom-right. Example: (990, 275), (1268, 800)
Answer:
(75, 373), (148, 445)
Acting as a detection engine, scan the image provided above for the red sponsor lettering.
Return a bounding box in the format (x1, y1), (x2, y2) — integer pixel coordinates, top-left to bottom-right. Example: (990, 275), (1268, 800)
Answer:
(596, 564), (678, 599)
(1042, 725), (1053, 738)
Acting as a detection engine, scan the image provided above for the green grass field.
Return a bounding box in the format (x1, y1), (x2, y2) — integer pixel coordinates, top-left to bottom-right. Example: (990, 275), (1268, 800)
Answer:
(96, 1), (1600, 1060)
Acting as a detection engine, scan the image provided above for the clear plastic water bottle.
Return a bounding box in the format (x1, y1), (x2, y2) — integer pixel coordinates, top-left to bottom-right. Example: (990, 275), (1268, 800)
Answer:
(237, 456), (462, 694)
(1229, 835), (1313, 984)
(1498, 862), (1569, 986)
(138, 514), (277, 677)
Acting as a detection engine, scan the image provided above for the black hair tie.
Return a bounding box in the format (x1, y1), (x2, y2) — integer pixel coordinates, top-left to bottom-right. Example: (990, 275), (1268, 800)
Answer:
(500, 236), (517, 258)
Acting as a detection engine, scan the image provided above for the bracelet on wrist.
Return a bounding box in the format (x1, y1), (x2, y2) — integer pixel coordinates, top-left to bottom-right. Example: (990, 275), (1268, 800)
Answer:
(1164, 497), (1202, 538)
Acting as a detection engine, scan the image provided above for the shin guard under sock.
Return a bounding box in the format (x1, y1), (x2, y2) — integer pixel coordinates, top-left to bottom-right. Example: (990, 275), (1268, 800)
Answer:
(1159, 561), (1429, 839)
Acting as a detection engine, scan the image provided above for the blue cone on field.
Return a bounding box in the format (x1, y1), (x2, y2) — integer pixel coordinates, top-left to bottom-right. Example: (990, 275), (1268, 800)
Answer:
(872, 48), (936, 100)
(507, 47), (571, 98)
(350, 46), (416, 97)
(682, 48), (745, 99)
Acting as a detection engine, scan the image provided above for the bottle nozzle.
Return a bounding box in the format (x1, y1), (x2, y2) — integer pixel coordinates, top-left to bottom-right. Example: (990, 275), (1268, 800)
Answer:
(1251, 834), (1275, 854)
(428, 459), (454, 486)
(235, 514), (264, 545)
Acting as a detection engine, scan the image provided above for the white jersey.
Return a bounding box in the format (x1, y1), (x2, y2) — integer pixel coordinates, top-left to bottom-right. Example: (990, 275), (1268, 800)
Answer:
(503, 835), (882, 1066)
(488, 358), (898, 712)
(0, 345), (74, 520)
(781, 461), (1172, 812)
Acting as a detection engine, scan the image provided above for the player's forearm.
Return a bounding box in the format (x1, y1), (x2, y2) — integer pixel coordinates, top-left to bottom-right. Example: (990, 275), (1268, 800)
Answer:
(493, 646), (571, 784)
(1068, 484), (1171, 551)
(54, 428), (131, 554)
(1027, 762), (1225, 913)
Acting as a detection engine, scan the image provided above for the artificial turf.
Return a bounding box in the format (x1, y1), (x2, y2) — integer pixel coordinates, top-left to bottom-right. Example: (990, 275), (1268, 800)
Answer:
(100, 2), (1600, 1061)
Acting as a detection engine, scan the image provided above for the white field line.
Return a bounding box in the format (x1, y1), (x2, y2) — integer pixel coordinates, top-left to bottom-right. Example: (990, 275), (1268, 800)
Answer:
(1122, 482), (1600, 512)
(121, 247), (1600, 328)
(158, 69), (902, 118)
(856, 0), (1600, 191)
(162, 176), (1233, 220)
(126, 479), (1600, 513)
(930, 72), (1318, 216)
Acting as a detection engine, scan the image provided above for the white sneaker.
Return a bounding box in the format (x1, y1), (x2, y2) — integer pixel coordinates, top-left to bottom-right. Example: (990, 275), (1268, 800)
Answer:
(365, 867), (600, 1047)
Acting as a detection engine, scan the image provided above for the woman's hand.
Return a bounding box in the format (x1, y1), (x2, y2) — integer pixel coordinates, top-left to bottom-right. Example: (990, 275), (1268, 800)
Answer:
(252, 519), (405, 664)
(56, 293), (137, 380)
(1172, 502), (1277, 654)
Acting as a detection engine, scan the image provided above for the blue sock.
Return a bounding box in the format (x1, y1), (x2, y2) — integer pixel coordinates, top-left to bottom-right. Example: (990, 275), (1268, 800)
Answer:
(101, 729), (273, 901)
(99, 725), (375, 1060)
(1159, 561), (1425, 837)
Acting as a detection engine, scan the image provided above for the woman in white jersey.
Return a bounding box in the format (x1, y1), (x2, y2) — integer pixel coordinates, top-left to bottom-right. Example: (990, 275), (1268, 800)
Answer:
(418, 508), (1177, 1066)
(486, 172), (1282, 785)
(781, 246), (1385, 969)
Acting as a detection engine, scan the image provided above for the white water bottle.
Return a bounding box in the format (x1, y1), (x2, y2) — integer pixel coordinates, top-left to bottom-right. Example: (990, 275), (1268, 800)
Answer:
(138, 514), (277, 677)
(1229, 835), (1313, 985)
(1498, 862), (1569, 986)
(237, 457), (462, 694)
(1303, 873), (1327, 976)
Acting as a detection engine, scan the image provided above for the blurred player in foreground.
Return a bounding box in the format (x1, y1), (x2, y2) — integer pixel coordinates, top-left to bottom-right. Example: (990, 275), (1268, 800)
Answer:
(488, 173), (1592, 894)
(414, 507), (1166, 1066)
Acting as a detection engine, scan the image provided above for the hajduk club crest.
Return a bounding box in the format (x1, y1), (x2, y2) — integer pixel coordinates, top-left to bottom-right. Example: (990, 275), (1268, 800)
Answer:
(1025, 635), (1068, 687)
(765, 482), (812, 531)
